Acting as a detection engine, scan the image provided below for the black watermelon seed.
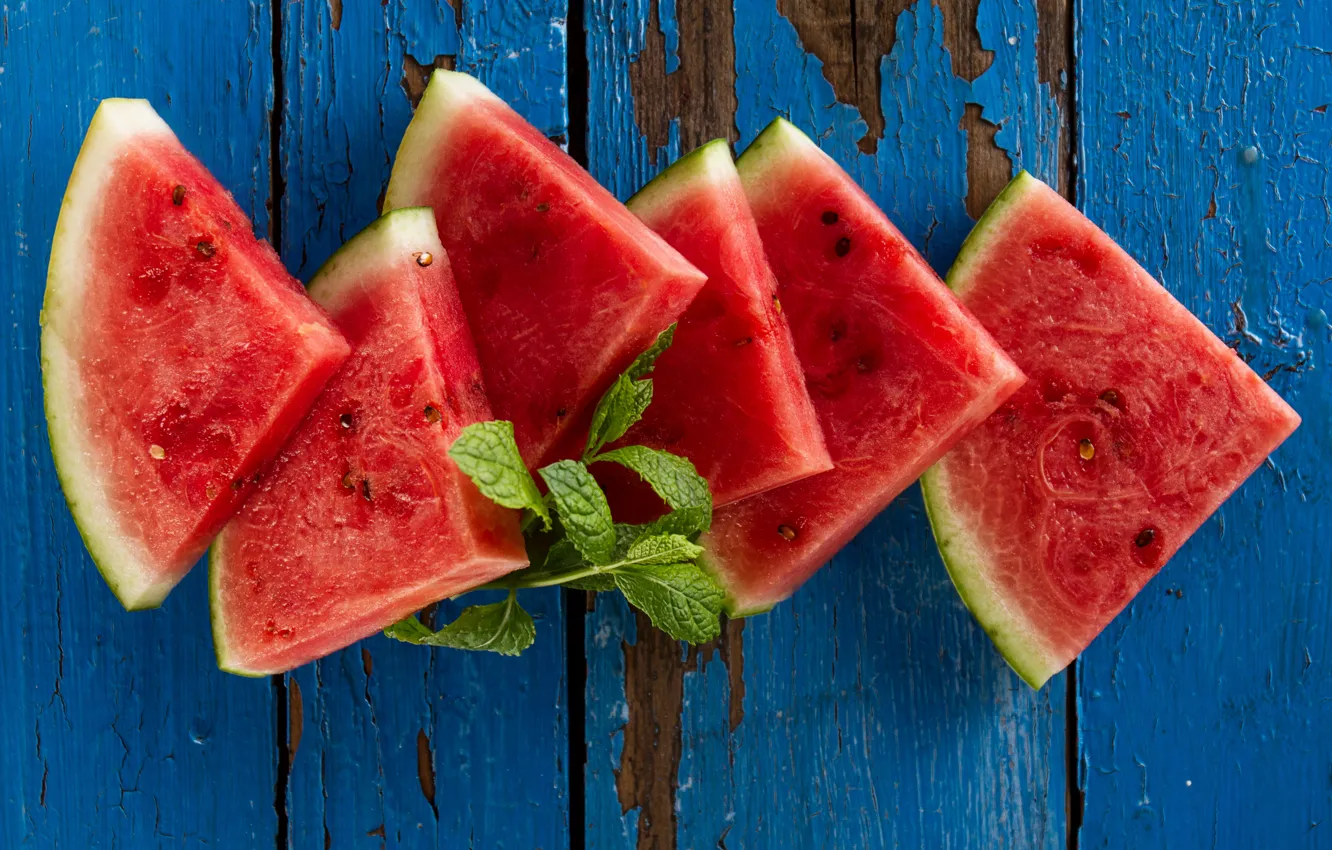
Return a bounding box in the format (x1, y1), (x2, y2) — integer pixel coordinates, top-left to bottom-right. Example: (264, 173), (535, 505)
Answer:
(172, 185), (186, 205)
(1135, 527), (1157, 548)
(1099, 388), (1123, 408)
(361, 478), (373, 501)
(536, 202), (550, 212)
(195, 240), (216, 258)
(556, 407), (568, 418)
(821, 210), (839, 225)
(339, 412), (354, 430)
(232, 478), (244, 491)
(835, 237), (851, 257)
(424, 405), (442, 423)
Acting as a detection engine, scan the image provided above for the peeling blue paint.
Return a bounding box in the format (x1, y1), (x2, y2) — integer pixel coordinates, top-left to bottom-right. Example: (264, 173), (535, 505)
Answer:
(587, 2), (1067, 844)
(279, 1), (570, 847)
(660, 0), (681, 74)
(0, 3), (277, 846)
(1077, 1), (1331, 846)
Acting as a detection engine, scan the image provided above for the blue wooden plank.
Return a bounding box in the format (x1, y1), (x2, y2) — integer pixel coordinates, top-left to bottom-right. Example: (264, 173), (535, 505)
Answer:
(583, 0), (1069, 846)
(1075, 3), (1332, 846)
(278, 2), (570, 847)
(0, 2), (279, 845)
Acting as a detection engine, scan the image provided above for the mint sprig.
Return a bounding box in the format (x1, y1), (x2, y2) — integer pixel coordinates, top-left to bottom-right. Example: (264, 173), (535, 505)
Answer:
(384, 591), (535, 656)
(385, 325), (725, 652)
(448, 421), (551, 530)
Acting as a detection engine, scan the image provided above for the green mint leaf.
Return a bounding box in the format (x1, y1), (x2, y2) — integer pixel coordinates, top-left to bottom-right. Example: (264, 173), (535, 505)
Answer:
(592, 445), (712, 536)
(614, 562), (724, 644)
(538, 460), (616, 565)
(583, 323), (674, 459)
(383, 592), (535, 656)
(448, 421), (551, 530)
(624, 533), (704, 565)
(542, 537), (584, 571)
(584, 374), (654, 459)
(627, 323), (677, 380)
(564, 573), (618, 592)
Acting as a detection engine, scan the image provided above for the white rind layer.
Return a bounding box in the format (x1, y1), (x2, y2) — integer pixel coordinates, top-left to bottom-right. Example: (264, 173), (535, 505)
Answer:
(382, 70), (496, 212)
(41, 99), (178, 610)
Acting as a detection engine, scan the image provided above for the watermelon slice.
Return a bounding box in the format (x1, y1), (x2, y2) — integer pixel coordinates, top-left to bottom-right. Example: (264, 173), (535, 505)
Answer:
(922, 172), (1301, 688)
(607, 140), (831, 510)
(210, 209), (528, 675)
(41, 99), (350, 610)
(702, 119), (1027, 615)
(383, 71), (707, 467)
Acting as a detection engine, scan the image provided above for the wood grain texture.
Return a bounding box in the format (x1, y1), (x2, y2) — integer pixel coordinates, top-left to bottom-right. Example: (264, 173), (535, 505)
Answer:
(1074, 2), (1331, 846)
(277, 1), (571, 846)
(0, 2), (279, 846)
(583, 1), (1070, 846)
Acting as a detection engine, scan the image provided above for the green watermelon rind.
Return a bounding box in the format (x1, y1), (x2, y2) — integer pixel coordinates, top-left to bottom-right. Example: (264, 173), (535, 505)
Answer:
(41, 99), (180, 611)
(383, 70), (494, 214)
(919, 170), (1060, 690)
(625, 139), (734, 217)
(944, 170), (1040, 299)
(209, 207), (444, 676)
(733, 117), (829, 196)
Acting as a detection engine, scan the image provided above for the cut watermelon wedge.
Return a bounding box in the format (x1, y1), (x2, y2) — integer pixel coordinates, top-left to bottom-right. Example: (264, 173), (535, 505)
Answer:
(384, 71), (707, 467)
(702, 119), (1026, 615)
(210, 209), (528, 675)
(606, 140), (831, 510)
(41, 99), (350, 610)
(922, 172), (1301, 688)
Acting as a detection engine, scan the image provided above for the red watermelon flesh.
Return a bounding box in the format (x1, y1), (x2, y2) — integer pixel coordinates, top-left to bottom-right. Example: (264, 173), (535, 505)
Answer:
(600, 140), (831, 513)
(703, 119), (1027, 615)
(922, 172), (1301, 688)
(384, 71), (707, 467)
(41, 99), (350, 610)
(211, 209), (528, 675)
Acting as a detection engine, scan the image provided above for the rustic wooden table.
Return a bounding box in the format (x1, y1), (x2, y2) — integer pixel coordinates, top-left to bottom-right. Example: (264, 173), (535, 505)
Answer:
(2, 1), (1326, 847)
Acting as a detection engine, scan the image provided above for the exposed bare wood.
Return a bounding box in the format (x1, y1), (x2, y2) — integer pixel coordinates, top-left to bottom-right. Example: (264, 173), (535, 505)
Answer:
(629, 0), (739, 159)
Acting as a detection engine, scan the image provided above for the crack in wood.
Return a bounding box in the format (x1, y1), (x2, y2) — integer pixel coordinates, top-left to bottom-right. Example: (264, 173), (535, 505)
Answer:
(1035, 0), (1075, 199)
(416, 728), (439, 819)
(629, 0), (739, 161)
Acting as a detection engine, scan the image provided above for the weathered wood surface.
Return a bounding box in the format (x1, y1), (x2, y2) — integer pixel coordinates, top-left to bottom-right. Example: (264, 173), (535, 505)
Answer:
(277, 1), (571, 847)
(584, 1), (1069, 847)
(0, 3), (280, 846)
(1, 0), (1327, 847)
(1075, 3), (1331, 846)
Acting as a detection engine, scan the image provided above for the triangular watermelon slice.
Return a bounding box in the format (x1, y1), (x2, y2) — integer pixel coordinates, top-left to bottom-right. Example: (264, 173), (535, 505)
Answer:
(210, 209), (528, 675)
(922, 172), (1301, 688)
(605, 140), (831, 510)
(41, 99), (350, 610)
(702, 119), (1027, 615)
(384, 71), (707, 467)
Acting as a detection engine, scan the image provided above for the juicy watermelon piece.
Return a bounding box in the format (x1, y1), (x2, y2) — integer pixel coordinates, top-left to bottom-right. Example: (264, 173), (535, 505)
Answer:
(41, 99), (350, 610)
(211, 209), (528, 675)
(922, 172), (1301, 688)
(703, 119), (1026, 615)
(609, 140), (831, 509)
(384, 71), (707, 467)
